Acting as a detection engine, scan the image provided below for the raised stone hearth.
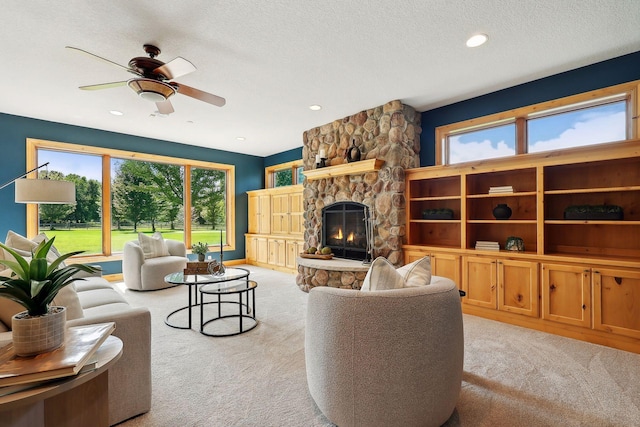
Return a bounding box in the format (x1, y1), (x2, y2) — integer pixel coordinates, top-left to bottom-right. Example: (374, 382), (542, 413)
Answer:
(296, 257), (370, 292)
(296, 100), (421, 292)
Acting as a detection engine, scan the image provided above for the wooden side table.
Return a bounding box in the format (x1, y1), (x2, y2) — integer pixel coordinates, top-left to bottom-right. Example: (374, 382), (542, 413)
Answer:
(0, 335), (123, 427)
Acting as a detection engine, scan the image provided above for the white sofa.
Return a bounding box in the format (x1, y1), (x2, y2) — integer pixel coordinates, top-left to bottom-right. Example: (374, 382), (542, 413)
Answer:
(0, 273), (151, 426)
(122, 239), (187, 291)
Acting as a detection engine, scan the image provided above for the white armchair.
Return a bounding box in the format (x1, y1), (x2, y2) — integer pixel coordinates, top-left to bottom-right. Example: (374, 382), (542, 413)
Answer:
(122, 239), (187, 291)
(305, 276), (464, 427)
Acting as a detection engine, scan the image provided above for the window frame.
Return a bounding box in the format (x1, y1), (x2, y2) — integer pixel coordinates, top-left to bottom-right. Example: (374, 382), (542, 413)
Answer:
(26, 138), (236, 262)
(435, 80), (640, 166)
(264, 159), (303, 188)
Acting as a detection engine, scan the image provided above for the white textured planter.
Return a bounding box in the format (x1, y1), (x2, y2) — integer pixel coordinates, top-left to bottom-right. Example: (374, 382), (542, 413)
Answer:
(11, 306), (67, 356)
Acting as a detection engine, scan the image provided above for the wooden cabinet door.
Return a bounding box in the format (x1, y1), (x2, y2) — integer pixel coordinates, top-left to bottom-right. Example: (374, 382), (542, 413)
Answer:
(289, 191), (304, 235)
(247, 194), (260, 234)
(259, 195), (271, 234)
(276, 240), (286, 267)
(268, 239), (278, 265)
(542, 263), (591, 328)
(271, 194), (288, 234)
(431, 252), (460, 285)
(462, 256), (497, 309)
(245, 236), (257, 262)
(256, 238), (269, 263)
(593, 268), (640, 339)
(285, 240), (302, 270)
(498, 259), (539, 317)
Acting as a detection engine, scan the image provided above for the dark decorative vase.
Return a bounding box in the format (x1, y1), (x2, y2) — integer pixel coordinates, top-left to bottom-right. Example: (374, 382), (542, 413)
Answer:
(493, 204), (512, 220)
(198, 253), (205, 262)
(345, 139), (361, 163)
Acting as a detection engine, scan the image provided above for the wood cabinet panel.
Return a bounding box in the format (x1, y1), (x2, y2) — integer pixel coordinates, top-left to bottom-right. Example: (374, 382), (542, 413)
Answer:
(593, 268), (640, 339)
(256, 238), (269, 264)
(542, 263), (591, 328)
(498, 259), (539, 317)
(463, 256), (497, 309)
(431, 252), (460, 285)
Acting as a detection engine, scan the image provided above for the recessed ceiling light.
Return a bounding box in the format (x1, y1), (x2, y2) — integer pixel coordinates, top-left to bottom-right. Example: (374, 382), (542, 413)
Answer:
(309, 105), (322, 111)
(236, 137), (246, 141)
(109, 110), (124, 116)
(466, 34), (488, 48)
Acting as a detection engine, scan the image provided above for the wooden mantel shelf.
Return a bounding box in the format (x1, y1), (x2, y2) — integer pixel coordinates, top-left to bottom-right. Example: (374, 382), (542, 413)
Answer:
(303, 158), (384, 181)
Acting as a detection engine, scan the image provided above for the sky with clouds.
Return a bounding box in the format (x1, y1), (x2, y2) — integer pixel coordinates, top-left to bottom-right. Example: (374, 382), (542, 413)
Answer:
(450, 101), (626, 164)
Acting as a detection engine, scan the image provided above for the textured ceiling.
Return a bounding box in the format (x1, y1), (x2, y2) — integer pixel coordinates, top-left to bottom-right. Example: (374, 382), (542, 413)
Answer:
(2, 0), (639, 157)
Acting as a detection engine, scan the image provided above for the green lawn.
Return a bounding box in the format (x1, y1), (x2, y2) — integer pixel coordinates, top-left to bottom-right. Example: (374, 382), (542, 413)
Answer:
(41, 228), (226, 255)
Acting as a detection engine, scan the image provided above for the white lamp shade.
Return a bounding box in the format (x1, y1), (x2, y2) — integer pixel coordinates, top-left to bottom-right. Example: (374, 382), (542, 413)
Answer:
(15, 179), (76, 204)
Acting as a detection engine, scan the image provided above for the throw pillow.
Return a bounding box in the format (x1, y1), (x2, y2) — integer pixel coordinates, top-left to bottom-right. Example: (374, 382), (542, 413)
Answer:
(360, 257), (405, 291)
(52, 285), (84, 320)
(4, 230), (65, 266)
(397, 256), (432, 287)
(138, 232), (170, 259)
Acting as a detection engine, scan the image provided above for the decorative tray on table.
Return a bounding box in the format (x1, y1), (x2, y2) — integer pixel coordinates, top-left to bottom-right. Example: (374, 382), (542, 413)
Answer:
(299, 253), (334, 260)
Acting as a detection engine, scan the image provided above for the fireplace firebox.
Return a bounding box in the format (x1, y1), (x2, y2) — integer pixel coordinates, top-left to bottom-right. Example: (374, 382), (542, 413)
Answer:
(322, 202), (369, 261)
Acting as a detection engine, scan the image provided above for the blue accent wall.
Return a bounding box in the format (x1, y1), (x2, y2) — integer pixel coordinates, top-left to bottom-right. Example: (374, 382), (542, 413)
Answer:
(0, 113), (264, 274)
(264, 146), (302, 167)
(419, 51), (640, 166)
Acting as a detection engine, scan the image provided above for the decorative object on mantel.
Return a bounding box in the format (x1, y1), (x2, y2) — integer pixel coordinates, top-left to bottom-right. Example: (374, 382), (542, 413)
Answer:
(492, 203), (512, 220)
(422, 208), (454, 220)
(0, 238), (98, 356)
(345, 138), (361, 163)
(564, 204), (623, 220)
(505, 236), (525, 252)
(192, 241), (208, 262)
(315, 149), (327, 168)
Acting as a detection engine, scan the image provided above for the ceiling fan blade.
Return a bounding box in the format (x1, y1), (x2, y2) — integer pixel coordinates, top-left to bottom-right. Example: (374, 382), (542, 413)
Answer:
(156, 100), (175, 115)
(65, 46), (140, 75)
(154, 57), (196, 80)
(172, 82), (226, 107)
(79, 81), (128, 90)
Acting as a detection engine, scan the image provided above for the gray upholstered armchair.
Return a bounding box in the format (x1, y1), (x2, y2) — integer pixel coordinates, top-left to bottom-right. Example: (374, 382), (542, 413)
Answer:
(122, 239), (187, 291)
(305, 276), (464, 427)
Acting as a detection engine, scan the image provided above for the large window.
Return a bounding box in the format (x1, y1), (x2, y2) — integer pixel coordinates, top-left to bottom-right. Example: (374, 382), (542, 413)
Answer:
(27, 139), (235, 260)
(436, 81), (639, 165)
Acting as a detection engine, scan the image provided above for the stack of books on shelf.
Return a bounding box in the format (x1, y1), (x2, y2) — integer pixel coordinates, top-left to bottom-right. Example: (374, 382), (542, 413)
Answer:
(0, 322), (115, 396)
(475, 241), (500, 251)
(489, 186), (515, 194)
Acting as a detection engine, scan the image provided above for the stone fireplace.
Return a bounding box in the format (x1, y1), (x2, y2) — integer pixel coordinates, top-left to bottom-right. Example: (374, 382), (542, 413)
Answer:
(296, 100), (421, 291)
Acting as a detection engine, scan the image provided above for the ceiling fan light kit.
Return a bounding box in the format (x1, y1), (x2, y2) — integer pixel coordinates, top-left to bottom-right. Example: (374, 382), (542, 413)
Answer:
(127, 78), (176, 102)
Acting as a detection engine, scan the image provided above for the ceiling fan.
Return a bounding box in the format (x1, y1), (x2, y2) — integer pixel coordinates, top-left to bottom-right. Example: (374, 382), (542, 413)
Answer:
(66, 44), (226, 114)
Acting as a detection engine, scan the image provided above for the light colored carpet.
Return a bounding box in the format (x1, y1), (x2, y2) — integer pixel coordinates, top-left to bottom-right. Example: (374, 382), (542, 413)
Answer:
(116, 265), (640, 427)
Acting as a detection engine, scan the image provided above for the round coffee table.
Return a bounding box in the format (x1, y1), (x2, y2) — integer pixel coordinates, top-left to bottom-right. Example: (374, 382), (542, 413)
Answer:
(199, 272), (258, 337)
(164, 268), (251, 330)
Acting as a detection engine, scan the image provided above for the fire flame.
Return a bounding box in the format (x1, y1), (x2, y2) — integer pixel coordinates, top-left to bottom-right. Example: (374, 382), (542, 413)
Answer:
(335, 228), (343, 239)
(347, 232), (354, 242)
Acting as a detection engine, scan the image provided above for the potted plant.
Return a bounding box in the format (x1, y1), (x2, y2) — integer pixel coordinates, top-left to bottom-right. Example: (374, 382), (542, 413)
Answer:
(0, 237), (97, 356)
(192, 242), (208, 262)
